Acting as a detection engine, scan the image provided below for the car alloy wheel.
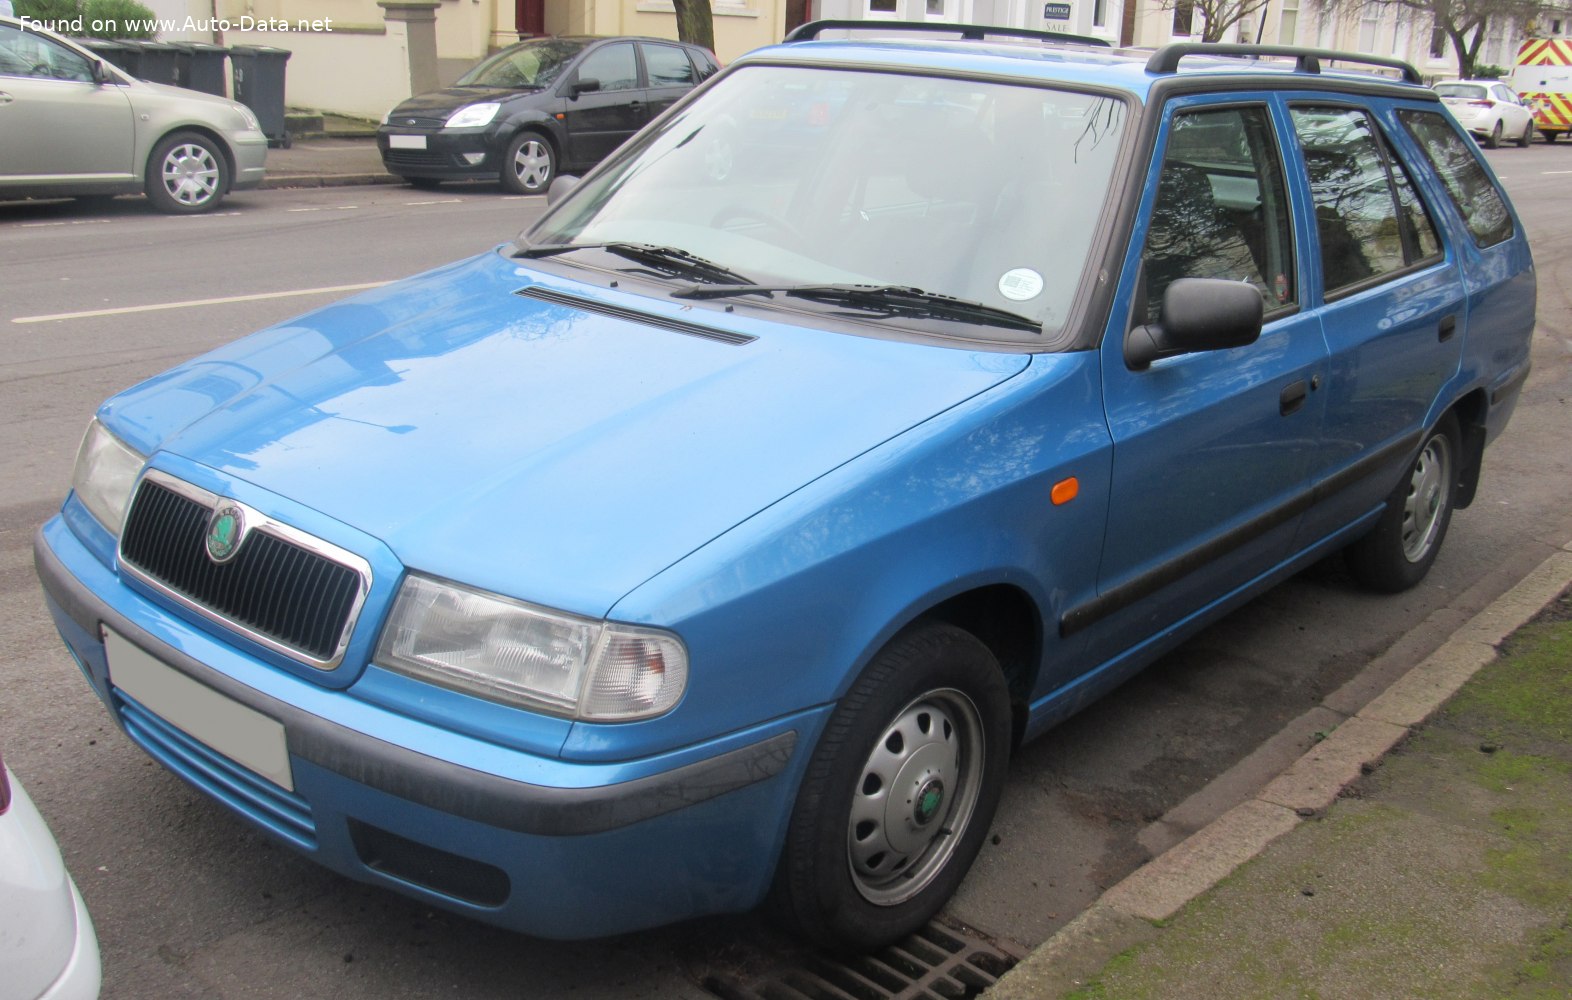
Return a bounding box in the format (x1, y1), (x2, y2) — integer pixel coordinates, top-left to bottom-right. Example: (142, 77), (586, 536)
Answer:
(145, 132), (229, 213)
(162, 143), (221, 207)
(1399, 428), (1453, 564)
(503, 132), (555, 194)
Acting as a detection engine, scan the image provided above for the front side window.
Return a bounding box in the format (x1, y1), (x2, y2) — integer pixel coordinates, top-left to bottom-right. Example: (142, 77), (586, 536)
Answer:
(527, 66), (1129, 342)
(1142, 105), (1296, 322)
(1397, 109), (1514, 248)
(1291, 106), (1441, 294)
(0, 24), (94, 82)
(574, 43), (638, 93)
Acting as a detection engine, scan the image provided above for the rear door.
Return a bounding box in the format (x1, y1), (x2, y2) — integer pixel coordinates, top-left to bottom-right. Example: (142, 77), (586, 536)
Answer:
(639, 42), (700, 119)
(1285, 102), (1465, 547)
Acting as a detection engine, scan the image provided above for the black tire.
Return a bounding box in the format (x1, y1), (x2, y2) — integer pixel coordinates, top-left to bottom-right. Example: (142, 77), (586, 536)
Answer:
(1519, 120), (1535, 148)
(407, 177), (444, 191)
(1346, 414), (1460, 594)
(145, 131), (229, 213)
(770, 621), (1011, 953)
(1486, 121), (1503, 149)
(500, 131), (555, 194)
(1546, 130), (1560, 143)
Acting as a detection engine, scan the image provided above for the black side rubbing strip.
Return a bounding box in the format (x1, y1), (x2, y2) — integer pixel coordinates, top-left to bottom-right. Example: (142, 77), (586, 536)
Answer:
(1060, 432), (1420, 637)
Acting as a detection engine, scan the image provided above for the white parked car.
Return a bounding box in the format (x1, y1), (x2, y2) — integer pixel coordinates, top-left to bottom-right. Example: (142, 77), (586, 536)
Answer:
(1434, 79), (1536, 147)
(0, 752), (101, 1000)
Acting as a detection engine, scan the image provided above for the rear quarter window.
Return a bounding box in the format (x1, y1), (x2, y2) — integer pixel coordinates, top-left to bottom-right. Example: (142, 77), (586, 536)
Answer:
(1397, 109), (1515, 248)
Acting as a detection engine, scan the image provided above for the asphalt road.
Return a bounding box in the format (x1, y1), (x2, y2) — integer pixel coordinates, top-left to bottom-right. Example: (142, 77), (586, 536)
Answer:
(2, 147), (1570, 999)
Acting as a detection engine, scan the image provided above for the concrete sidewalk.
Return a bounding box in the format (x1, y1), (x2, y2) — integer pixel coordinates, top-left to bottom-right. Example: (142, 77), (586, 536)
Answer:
(989, 543), (1572, 999)
(260, 135), (398, 190)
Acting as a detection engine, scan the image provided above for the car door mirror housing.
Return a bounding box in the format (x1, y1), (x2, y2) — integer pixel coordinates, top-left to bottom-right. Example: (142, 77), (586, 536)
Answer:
(1125, 277), (1264, 371)
(571, 78), (601, 96)
(89, 58), (108, 85)
(546, 174), (580, 206)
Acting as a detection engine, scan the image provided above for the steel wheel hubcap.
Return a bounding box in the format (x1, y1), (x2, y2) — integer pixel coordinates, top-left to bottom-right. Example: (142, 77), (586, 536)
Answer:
(847, 688), (984, 906)
(513, 141), (551, 190)
(162, 144), (219, 206)
(1401, 433), (1451, 562)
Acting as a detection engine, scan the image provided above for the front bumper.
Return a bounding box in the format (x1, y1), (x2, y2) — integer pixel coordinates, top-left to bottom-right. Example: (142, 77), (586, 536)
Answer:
(35, 514), (819, 939)
(230, 132), (268, 191)
(377, 127), (499, 180)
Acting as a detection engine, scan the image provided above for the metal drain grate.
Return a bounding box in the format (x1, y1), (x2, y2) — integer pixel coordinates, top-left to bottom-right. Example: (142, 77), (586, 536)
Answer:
(702, 921), (1022, 1000)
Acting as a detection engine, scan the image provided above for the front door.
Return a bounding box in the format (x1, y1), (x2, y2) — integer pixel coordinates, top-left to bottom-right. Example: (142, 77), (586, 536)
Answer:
(0, 25), (134, 181)
(560, 41), (645, 166)
(1083, 99), (1327, 662)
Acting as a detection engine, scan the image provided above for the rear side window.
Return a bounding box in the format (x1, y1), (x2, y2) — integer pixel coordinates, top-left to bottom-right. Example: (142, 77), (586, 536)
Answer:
(1291, 107), (1443, 295)
(643, 43), (696, 87)
(1397, 109), (1515, 248)
(1142, 105), (1296, 322)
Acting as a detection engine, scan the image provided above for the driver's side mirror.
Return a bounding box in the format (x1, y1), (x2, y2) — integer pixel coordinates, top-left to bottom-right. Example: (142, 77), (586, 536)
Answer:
(546, 174), (580, 206)
(570, 78), (601, 97)
(1125, 277), (1264, 371)
(89, 58), (108, 85)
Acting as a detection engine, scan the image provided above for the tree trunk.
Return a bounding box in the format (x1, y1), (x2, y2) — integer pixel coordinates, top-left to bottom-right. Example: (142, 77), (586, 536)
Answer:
(673, 0), (717, 51)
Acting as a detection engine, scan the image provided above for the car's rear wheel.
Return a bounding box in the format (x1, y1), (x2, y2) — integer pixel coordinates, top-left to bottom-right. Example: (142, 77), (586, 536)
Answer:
(1346, 414), (1459, 593)
(145, 132), (228, 213)
(1486, 120), (1504, 149)
(501, 132), (555, 194)
(1546, 130), (1560, 143)
(770, 621), (1010, 953)
(1520, 120), (1535, 147)
(407, 177), (443, 191)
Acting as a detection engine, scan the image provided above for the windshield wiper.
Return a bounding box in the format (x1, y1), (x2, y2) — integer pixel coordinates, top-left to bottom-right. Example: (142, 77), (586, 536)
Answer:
(514, 241), (755, 285)
(671, 282), (1041, 333)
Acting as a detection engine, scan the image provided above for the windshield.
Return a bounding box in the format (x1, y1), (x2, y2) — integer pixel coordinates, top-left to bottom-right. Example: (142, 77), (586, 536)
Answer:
(525, 65), (1128, 339)
(1434, 83), (1488, 100)
(456, 39), (586, 88)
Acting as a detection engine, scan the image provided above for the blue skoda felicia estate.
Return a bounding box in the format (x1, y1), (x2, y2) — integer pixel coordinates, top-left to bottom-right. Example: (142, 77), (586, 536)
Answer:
(36, 22), (1534, 952)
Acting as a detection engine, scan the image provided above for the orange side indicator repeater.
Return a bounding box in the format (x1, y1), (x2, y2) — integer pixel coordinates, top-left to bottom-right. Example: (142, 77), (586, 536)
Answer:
(1051, 477), (1079, 506)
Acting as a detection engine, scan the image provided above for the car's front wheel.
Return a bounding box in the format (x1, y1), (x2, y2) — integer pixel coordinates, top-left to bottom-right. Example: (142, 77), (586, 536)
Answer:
(501, 132), (555, 194)
(1520, 119), (1535, 147)
(1486, 120), (1504, 149)
(771, 621), (1011, 953)
(1346, 414), (1460, 593)
(145, 132), (228, 213)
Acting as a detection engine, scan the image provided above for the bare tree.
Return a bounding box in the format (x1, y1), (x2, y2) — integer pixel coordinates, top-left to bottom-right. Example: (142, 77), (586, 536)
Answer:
(673, 0), (716, 51)
(1150, 0), (1276, 42)
(1321, 0), (1572, 77)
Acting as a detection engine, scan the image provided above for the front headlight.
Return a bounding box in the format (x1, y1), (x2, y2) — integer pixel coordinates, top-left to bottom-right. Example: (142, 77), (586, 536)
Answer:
(446, 102), (500, 129)
(70, 419), (146, 537)
(375, 574), (688, 721)
(233, 102), (261, 131)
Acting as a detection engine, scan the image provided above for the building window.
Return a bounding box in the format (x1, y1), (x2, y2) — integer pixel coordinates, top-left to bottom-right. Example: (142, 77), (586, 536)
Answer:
(1430, 26), (1446, 59)
(1279, 0), (1298, 45)
(1174, 0), (1195, 36)
(1094, 0), (1106, 28)
(1357, 10), (1379, 52)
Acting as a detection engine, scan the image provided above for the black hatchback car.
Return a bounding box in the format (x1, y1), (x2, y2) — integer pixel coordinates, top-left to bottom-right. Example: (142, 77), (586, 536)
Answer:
(378, 35), (719, 194)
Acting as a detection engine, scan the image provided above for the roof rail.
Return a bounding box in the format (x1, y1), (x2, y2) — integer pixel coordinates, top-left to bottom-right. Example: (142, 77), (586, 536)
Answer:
(1147, 43), (1422, 86)
(783, 19), (1111, 48)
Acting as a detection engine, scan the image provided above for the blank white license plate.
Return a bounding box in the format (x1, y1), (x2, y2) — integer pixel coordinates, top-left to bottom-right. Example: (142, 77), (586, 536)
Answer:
(104, 629), (294, 792)
(388, 134), (427, 150)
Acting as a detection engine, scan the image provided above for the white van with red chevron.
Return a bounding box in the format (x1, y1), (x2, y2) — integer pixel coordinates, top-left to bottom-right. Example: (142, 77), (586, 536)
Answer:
(1512, 37), (1572, 141)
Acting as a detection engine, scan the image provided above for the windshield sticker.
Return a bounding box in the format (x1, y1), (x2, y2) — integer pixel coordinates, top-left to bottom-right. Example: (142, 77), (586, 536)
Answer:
(998, 268), (1045, 302)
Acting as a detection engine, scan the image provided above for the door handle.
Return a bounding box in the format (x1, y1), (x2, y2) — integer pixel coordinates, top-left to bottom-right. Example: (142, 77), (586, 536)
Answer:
(1280, 379), (1308, 416)
(1438, 315), (1457, 342)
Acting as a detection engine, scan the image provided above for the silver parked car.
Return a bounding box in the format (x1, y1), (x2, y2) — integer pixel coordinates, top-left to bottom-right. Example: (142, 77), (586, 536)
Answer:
(0, 15), (266, 212)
